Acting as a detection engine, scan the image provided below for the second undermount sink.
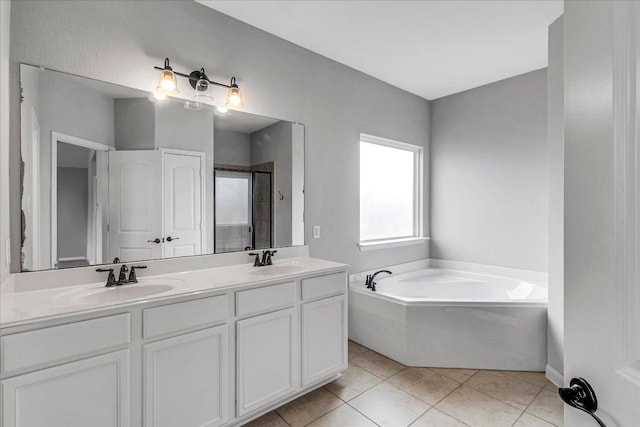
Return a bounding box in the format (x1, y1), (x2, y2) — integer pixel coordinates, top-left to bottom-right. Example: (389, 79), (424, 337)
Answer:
(249, 265), (306, 276)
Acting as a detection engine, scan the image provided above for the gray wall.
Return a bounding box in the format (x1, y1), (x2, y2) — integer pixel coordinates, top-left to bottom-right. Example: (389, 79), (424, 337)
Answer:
(57, 167), (88, 259)
(251, 121), (293, 247)
(29, 68), (115, 269)
(430, 69), (548, 272)
(9, 0), (430, 272)
(155, 101), (215, 253)
(547, 16), (564, 382)
(114, 98), (155, 150)
(214, 128), (251, 167)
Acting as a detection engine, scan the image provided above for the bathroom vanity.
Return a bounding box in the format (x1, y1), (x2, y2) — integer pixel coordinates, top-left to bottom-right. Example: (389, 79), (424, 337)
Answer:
(0, 256), (348, 427)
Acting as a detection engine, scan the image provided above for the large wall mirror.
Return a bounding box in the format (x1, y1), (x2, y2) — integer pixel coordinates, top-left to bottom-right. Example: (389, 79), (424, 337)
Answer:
(20, 64), (304, 271)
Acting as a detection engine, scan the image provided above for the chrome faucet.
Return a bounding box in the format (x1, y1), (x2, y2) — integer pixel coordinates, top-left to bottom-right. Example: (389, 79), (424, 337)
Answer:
(366, 270), (392, 292)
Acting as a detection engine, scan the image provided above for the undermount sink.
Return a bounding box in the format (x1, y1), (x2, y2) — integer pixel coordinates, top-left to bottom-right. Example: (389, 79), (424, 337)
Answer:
(55, 278), (184, 305)
(249, 265), (306, 276)
(75, 284), (174, 304)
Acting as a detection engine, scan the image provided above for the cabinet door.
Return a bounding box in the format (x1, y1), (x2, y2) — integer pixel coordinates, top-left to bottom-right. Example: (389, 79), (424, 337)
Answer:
(237, 307), (299, 416)
(143, 325), (228, 427)
(1, 349), (130, 427)
(302, 294), (347, 386)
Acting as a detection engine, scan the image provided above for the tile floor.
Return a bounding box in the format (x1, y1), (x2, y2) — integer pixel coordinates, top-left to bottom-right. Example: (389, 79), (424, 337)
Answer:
(245, 341), (564, 427)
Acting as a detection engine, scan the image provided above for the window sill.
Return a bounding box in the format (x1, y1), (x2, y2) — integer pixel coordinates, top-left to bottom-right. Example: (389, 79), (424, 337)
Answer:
(358, 237), (430, 252)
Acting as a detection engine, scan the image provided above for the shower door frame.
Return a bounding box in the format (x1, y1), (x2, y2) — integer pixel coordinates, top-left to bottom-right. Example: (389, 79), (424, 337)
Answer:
(213, 167), (273, 253)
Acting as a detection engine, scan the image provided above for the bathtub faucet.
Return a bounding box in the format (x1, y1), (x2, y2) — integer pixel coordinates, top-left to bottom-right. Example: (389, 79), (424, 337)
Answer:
(368, 270), (392, 292)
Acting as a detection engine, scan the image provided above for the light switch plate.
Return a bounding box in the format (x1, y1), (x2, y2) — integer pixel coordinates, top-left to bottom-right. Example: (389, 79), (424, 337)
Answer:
(313, 226), (320, 239)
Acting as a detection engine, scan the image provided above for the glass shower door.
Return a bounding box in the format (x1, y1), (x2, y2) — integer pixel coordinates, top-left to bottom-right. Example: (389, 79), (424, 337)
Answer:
(214, 171), (253, 253)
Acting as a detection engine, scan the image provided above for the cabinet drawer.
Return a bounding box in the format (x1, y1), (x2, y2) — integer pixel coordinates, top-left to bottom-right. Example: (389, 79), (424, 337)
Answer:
(236, 282), (296, 317)
(301, 273), (346, 301)
(1, 314), (130, 374)
(143, 295), (227, 339)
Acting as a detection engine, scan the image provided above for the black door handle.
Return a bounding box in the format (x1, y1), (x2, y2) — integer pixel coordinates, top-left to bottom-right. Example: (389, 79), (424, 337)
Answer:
(147, 238), (161, 244)
(166, 236), (179, 242)
(559, 378), (606, 426)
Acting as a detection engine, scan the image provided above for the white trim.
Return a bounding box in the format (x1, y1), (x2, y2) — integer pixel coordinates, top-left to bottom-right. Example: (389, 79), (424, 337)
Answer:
(613, 1), (640, 377)
(159, 148), (207, 254)
(359, 133), (424, 244)
(545, 364), (564, 387)
(50, 132), (113, 268)
(358, 237), (429, 252)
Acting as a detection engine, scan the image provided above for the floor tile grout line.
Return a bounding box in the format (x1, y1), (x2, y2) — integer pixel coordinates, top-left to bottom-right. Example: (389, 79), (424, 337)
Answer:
(300, 401), (349, 427)
(461, 371), (545, 413)
(520, 386), (562, 426)
(345, 401), (383, 426)
(425, 383), (475, 427)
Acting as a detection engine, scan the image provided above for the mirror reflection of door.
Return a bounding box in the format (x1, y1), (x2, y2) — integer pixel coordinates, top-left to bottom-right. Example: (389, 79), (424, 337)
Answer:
(53, 135), (112, 269)
(214, 170), (273, 253)
(108, 150), (205, 262)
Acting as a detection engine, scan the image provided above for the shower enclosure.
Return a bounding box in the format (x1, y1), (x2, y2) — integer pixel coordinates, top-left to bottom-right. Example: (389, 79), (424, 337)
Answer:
(214, 169), (273, 253)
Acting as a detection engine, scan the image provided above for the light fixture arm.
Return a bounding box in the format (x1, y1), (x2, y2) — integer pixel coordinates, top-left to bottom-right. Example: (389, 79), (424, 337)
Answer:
(153, 58), (234, 89)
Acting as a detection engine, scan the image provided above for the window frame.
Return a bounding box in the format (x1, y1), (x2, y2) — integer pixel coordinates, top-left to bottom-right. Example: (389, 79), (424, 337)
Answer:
(358, 133), (425, 250)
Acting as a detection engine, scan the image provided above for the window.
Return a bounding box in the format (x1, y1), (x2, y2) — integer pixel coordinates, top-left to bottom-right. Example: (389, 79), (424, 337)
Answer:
(359, 134), (424, 250)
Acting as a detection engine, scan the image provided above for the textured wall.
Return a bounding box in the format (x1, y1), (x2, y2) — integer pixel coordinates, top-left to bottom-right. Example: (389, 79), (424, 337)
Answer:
(9, 0), (430, 272)
(430, 69), (548, 272)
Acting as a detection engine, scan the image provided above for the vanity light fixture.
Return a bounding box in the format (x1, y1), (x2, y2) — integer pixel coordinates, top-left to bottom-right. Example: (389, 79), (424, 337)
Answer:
(155, 58), (179, 97)
(152, 58), (243, 111)
(225, 77), (244, 108)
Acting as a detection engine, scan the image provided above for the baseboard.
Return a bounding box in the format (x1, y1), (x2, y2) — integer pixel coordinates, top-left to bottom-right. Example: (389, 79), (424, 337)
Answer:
(545, 364), (564, 387)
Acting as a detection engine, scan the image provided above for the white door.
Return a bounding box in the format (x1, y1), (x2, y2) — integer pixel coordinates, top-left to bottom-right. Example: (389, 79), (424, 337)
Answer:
(301, 294), (347, 386)
(109, 150), (163, 262)
(236, 307), (299, 416)
(563, 2), (640, 426)
(143, 326), (228, 427)
(1, 350), (130, 427)
(162, 152), (203, 258)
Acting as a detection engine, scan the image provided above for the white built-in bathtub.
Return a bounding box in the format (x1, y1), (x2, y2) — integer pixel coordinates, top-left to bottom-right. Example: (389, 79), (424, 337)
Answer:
(348, 261), (548, 371)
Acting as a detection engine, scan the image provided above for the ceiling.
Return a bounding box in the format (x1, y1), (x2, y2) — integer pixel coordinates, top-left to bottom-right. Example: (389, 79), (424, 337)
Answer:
(196, 1), (563, 100)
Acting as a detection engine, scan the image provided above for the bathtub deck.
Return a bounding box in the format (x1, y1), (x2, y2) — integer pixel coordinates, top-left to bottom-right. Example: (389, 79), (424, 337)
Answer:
(246, 341), (563, 427)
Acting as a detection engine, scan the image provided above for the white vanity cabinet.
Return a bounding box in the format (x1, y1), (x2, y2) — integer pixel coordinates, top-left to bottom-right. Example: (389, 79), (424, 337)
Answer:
(143, 326), (228, 427)
(235, 281), (299, 417)
(300, 273), (348, 386)
(0, 262), (349, 427)
(142, 295), (229, 427)
(1, 315), (132, 427)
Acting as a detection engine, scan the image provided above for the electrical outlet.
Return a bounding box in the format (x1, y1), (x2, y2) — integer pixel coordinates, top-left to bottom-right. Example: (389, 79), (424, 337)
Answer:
(313, 226), (320, 239)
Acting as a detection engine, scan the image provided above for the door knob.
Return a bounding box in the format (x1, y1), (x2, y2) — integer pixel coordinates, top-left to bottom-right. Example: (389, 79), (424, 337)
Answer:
(147, 238), (161, 244)
(166, 236), (179, 242)
(559, 377), (606, 426)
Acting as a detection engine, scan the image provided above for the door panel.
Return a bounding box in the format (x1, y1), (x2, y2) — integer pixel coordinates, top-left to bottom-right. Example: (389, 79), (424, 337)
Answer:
(302, 295), (347, 386)
(236, 307), (298, 416)
(109, 151), (162, 262)
(163, 153), (203, 258)
(563, 2), (640, 425)
(144, 326), (228, 427)
(1, 350), (130, 427)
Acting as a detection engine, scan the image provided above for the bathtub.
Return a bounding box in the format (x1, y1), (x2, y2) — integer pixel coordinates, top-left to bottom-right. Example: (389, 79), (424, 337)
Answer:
(348, 262), (548, 371)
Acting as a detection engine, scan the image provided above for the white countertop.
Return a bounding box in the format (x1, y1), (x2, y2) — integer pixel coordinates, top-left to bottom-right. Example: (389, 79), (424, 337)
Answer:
(1, 257), (348, 329)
